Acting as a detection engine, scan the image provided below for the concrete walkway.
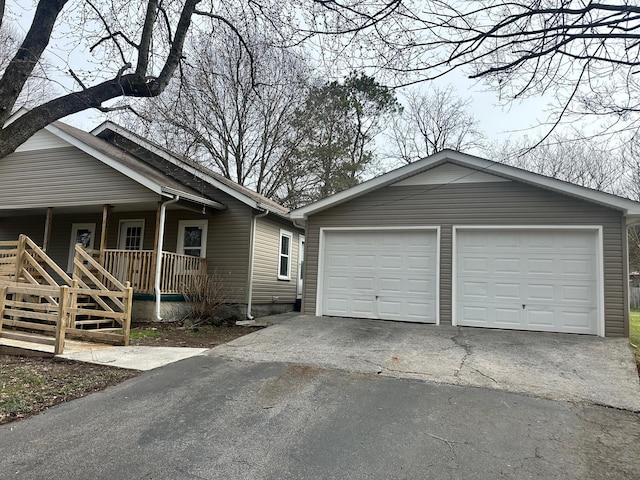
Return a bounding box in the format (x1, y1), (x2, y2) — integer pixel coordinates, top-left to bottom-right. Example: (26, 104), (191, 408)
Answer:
(211, 315), (640, 411)
(58, 346), (208, 371)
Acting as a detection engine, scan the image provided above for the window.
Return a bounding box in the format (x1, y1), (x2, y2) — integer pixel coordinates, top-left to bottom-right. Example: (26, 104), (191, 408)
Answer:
(177, 220), (208, 258)
(118, 220), (145, 250)
(278, 230), (293, 280)
(68, 223), (95, 272)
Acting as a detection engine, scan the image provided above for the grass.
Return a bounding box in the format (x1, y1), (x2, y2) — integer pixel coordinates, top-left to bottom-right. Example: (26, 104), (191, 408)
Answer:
(630, 309), (640, 368)
(128, 328), (163, 341)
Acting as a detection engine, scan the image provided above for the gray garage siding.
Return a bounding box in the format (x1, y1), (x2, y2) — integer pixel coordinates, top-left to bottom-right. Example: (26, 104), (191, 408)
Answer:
(302, 182), (627, 337)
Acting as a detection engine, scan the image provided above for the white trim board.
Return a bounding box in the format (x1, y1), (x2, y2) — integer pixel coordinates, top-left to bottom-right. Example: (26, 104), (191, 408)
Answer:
(451, 225), (605, 337)
(316, 226), (440, 325)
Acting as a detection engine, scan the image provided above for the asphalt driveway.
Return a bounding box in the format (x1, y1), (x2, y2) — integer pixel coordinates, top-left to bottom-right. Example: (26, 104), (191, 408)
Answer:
(213, 315), (640, 411)
(2, 356), (640, 479)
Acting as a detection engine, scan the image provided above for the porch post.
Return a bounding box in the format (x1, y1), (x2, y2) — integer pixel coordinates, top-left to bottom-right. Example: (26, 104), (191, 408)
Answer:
(99, 205), (110, 262)
(43, 207), (53, 253)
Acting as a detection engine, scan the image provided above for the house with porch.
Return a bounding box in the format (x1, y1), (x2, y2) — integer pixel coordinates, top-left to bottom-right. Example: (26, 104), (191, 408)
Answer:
(0, 117), (304, 322)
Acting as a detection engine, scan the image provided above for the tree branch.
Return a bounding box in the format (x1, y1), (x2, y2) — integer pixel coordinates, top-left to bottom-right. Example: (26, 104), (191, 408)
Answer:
(0, 0), (68, 125)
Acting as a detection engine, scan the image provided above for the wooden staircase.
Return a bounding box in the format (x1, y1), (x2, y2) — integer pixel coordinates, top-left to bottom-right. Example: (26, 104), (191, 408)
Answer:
(0, 235), (133, 355)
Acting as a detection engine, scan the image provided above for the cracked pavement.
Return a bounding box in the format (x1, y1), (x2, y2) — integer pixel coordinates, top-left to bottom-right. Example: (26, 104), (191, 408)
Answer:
(212, 315), (640, 411)
(1, 356), (638, 479)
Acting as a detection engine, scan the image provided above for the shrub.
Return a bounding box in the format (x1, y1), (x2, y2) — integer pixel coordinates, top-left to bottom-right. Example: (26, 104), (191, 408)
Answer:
(181, 271), (237, 326)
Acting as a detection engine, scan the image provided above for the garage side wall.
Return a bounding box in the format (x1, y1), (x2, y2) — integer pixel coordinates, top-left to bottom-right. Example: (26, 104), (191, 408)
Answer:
(303, 182), (627, 336)
(252, 216), (302, 307)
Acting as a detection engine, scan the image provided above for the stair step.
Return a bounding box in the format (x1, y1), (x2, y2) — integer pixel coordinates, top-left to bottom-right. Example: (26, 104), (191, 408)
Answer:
(0, 331), (55, 346)
(74, 319), (116, 326)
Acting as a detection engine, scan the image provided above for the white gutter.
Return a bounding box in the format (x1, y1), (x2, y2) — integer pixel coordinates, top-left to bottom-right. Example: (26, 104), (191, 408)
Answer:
(155, 195), (180, 321)
(246, 208), (269, 319)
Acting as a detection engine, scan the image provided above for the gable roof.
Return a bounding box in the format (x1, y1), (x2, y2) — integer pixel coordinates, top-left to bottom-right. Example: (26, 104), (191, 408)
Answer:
(290, 149), (640, 222)
(91, 122), (289, 216)
(38, 121), (225, 210)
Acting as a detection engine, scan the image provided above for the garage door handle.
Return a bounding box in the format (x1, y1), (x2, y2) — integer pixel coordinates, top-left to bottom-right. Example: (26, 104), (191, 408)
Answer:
(522, 304), (526, 309)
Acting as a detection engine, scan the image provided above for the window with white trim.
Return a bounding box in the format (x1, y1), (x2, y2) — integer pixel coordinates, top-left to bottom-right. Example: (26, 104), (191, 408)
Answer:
(177, 220), (208, 258)
(278, 230), (293, 280)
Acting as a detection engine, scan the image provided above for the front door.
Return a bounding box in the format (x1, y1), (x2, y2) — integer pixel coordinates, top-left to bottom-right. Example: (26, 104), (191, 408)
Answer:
(68, 223), (95, 272)
(118, 220), (144, 250)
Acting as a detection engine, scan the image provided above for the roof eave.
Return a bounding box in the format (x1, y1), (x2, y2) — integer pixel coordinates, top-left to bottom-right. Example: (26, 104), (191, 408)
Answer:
(93, 122), (290, 215)
(161, 186), (226, 210)
(291, 150), (640, 218)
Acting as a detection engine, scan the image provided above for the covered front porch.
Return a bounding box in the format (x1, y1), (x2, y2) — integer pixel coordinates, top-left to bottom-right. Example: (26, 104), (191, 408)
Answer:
(1, 196), (221, 299)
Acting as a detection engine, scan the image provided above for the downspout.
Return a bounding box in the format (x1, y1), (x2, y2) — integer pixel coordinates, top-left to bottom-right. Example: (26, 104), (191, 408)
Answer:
(246, 208), (269, 320)
(155, 195), (180, 321)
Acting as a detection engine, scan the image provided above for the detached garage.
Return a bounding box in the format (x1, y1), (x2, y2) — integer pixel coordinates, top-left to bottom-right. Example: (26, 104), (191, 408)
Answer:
(291, 150), (640, 337)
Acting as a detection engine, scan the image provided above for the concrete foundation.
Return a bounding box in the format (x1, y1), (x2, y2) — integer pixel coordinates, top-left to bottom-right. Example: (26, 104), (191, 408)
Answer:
(131, 299), (296, 323)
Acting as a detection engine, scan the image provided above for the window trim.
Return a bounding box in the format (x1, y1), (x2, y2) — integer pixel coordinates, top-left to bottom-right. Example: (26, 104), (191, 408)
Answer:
(278, 229), (293, 280)
(117, 219), (145, 251)
(177, 219), (208, 258)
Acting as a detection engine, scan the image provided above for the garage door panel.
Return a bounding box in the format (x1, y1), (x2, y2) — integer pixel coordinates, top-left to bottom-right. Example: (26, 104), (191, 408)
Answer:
(495, 308), (522, 326)
(495, 257), (521, 274)
(321, 230), (437, 323)
(462, 256), (489, 273)
(325, 275), (348, 291)
(528, 284), (554, 301)
(461, 281), (488, 299)
(561, 258), (594, 276)
(526, 309), (555, 327)
(494, 282), (522, 300)
(352, 276), (375, 293)
(352, 298), (376, 316)
(527, 258), (554, 274)
(456, 229), (599, 334)
(379, 277), (402, 294)
(407, 278), (432, 294)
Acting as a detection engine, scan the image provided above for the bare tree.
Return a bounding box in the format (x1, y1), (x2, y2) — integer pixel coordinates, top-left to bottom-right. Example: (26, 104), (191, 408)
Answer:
(410, 2), (640, 138)
(0, 0), (213, 157)
(6, 1), (636, 160)
(120, 31), (310, 198)
(0, 24), (55, 108)
(387, 85), (484, 164)
(489, 133), (629, 196)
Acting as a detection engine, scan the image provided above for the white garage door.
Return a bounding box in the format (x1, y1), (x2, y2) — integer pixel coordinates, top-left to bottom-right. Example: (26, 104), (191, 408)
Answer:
(321, 230), (438, 323)
(455, 229), (600, 334)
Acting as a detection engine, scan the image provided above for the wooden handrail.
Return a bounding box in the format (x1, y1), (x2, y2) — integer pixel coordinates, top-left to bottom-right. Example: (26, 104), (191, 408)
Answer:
(0, 236), (134, 351)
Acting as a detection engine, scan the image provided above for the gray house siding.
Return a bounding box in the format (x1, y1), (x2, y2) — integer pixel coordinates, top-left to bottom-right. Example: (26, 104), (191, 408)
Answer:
(252, 215), (301, 305)
(164, 195), (252, 304)
(0, 215), (45, 243)
(0, 147), (159, 210)
(303, 182), (627, 337)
